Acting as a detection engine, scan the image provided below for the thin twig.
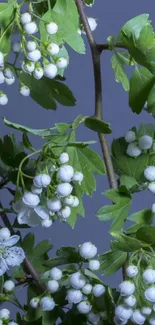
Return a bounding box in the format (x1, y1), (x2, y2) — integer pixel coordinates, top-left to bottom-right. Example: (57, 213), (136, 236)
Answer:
(97, 43), (128, 52)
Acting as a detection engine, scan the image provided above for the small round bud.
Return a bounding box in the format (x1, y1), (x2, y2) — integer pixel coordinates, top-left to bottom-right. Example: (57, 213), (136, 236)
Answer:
(47, 198), (62, 212)
(24, 61), (35, 73)
(40, 296), (55, 311)
(144, 166), (155, 181)
(141, 307), (152, 316)
(113, 316), (128, 325)
(30, 297), (40, 309)
(0, 93), (8, 105)
(92, 284), (105, 297)
(41, 219), (53, 227)
(70, 272), (86, 289)
(0, 227), (10, 240)
(12, 41), (21, 53)
(118, 281), (135, 296)
(142, 269), (155, 284)
(77, 301), (92, 314)
(152, 203), (155, 213)
(124, 295), (136, 307)
(125, 131), (136, 143)
(46, 22), (58, 35)
(0, 71), (4, 84)
(126, 265), (138, 278)
(33, 67), (44, 80)
(20, 85), (30, 96)
(22, 192), (40, 207)
(57, 165), (74, 182)
(27, 49), (41, 62)
(88, 312), (100, 324)
(24, 22), (38, 34)
(47, 43), (60, 55)
(31, 185), (42, 195)
(21, 12), (31, 24)
(148, 183), (155, 194)
(56, 57), (68, 69)
(66, 289), (83, 304)
(145, 287), (155, 302)
(115, 305), (132, 321)
(72, 172), (84, 184)
(56, 183), (73, 197)
(79, 242), (97, 259)
(131, 309), (146, 325)
(149, 316), (155, 325)
(44, 63), (57, 79)
(82, 284), (92, 295)
(3, 280), (15, 292)
(4, 68), (14, 79)
(87, 17), (97, 31)
(0, 52), (4, 65)
(126, 142), (142, 157)
(64, 195), (79, 207)
(59, 152), (69, 164)
(50, 267), (62, 280)
(88, 259), (100, 271)
(33, 174), (51, 188)
(5, 76), (15, 85)
(0, 308), (10, 319)
(47, 280), (59, 293)
(138, 135), (153, 150)
(26, 41), (36, 52)
(58, 206), (71, 219)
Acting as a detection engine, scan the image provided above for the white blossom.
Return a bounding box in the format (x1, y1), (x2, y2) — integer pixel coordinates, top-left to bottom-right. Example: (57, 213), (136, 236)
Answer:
(59, 152), (69, 164)
(0, 93), (8, 105)
(142, 269), (155, 284)
(24, 22), (38, 34)
(88, 312), (101, 324)
(79, 242), (97, 259)
(47, 43), (60, 55)
(3, 280), (15, 292)
(5, 76), (15, 85)
(30, 297), (40, 308)
(66, 289), (83, 304)
(118, 281), (135, 296)
(57, 165), (74, 182)
(44, 63), (57, 79)
(22, 192), (40, 207)
(138, 135), (153, 150)
(148, 183), (155, 194)
(0, 308), (10, 320)
(145, 287), (155, 302)
(58, 206), (71, 219)
(33, 67), (44, 80)
(149, 316), (155, 325)
(115, 305), (133, 321)
(126, 265), (138, 278)
(50, 267), (62, 280)
(4, 68), (14, 79)
(88, 259), (100, 271)
(40, 296), (55, 311)
(77, 301), (92, 314)
(125, 131), (136, 143)
(0, 52), (4, 66)
(31, 185), (42, 195)
(64, 195), (79, 207)
(0, 71), (4, 84)
(152, 203), (155, 213)
(56, 58), (68, 69)
(72, 172), (84, 184)
(47, 280), (59, 293)
(47, 198), (62, 212)
(20, 12), (31, 24)
(124, 295), (136, 307)
(34, 206), (49, 220)
(33, 174), (51, 188)
(41, 219), (53, 227)
(131, 309), (146, 324)
(87, 17), (97, 31)
(141, 307), (152, 316)
(92, 284), (105, 297)
(126, 142), (142, 157)
(46, 22), (58, 35)
(0, 228), (11, 240)
(20, 85), (30, 96)
(56, 183), (73, 197)
(26, 40), (36, 52)
(70, 272), (86, 289)
(144, 166), (155, 181)
(82, 284), (92, 295)
(27, 49), (41, 62)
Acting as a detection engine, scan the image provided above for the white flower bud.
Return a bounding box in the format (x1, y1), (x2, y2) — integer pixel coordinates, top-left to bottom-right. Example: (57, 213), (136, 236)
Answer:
(47, 280), (59, 293)
(47, 198), (62, 212)
(0, 228), (10, 240)
(126, 142), (142, 157)
(47, 43), (60, 55)
(113, 316), (128, 325)
(144, 166), (155, 181)
(138, 135), (153, 150)
(3, 280), (15, 292)
(40, 296), (55, 311)
(56, 183), (73, 197)
(0, 52), (4, 65)
(24, 22), (38, 34)
(0, 93), (8, 105)
(145, 287), (155, 302)
(141, 307), (152, 316)
(77, 301), (92, 314)
(46, 22), (58, 35)
(33, 67), (44, 80)
(70, 272), (86, 289)
(152, 203), (155, 213)
(59, 152), (69, 164)
(87, 17), (97, 31)
(27, 49), (41, 62)
(57, 165), (74, 182)
(88, 312), (100, 324)
(0, 71), (4, 84)
(58, 206), (71, 219)
(21, 12), (31, 24)
(115, 305), (132, 321)
(50, 267), (62, 280)
(118, 281), (135, 296)
(64, 195), (79, 207)
(125, 131), (136, 143)
(124, 295), (136, 307)
(148, 183), (155, 194)
(34, 206), (49, 220)
(143, 269), (155, 284)
(33, 174), (51, 187)
(26, 41), (36, 52)
(44, 63), (57, 79)
(56, 58), (68, 69)
(41, 219), (53, 227)
(12, 41), (21, 53)
(149, 316), (155, 325)
(79, 242), (97, 259)
(93, 284), (105, 297)
(24, 61), (35, 73)
(5, 76), (15, 85)
(66, 289), (83, 304)
(0, 308), (10, 319)
(20, 85), (30, 96)
(88, 259), (100, 271)
(82, 284), (92, 295)
(22, 192), (40, 207)
(131, 309), (146, 325)
(126, 265), (138, 278)
(4, 68), (14, 79)
(31, 185), (42, 195)
(72, 172), (84, 184)
(30, 297), (40, 308)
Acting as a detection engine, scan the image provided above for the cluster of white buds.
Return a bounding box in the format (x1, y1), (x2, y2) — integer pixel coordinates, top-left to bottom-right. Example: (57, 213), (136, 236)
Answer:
(13, 152), (84, 228)
(0, 308), (18, 324)
(143, 167), (155, 203)
(125, 130), (154, 158)
(0, 53), (16, 105)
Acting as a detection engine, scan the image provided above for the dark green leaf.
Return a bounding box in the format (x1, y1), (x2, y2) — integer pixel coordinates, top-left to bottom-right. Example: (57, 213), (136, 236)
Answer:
(84, 117), (111, 134)
(84, 0), (94, 5)
(44, 246), (82, 268)
(99, 250), (127, 276)
(22, 133), (34, 151)
(111, 232), (142, 252)
(119, 174), (138, 191)
(136, 226), (155, 244)
(3, 117), (54, 136)
(22, 233), (35, 256)
(111, 51), (130, 91)
(147, 84), (155, 117)
(128, 208), (154, 225)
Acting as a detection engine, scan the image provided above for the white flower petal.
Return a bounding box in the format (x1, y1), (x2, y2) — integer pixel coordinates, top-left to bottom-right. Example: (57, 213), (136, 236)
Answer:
(12, 200), (25, 212)
(34, 206), (49, 220)
(5, 246), (25, 267)
(3, 235), (20, 247)
(0, 258), (8, 275)
(17, 207), (31, 224)
(27, 210), (42, 227)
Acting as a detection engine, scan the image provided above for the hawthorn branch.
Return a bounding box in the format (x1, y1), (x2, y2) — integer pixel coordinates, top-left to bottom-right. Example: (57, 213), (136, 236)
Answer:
(97, 43), (128, 52)
(0, 211), (46, 292)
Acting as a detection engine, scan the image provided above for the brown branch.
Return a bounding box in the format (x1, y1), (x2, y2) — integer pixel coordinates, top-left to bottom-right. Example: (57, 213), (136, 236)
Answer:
(0, 211), (46, 292)
(97, 43), (128, 52)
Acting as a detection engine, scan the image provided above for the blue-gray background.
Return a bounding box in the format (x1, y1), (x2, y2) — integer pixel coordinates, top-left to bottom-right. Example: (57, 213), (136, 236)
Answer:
(1, 0), (155, 316)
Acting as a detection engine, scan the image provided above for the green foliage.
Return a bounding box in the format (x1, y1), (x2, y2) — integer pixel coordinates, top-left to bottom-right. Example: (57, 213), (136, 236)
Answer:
(0, 2), (15, 54)
(3, 117), (54, 136)
(44, 246), (82, 268)
(0, 133), (27, 168)
(99, 250), (127, 276)
(84, 0), (94, 6)
(84, 117), (112, 134)
(111, 51), (132, 91)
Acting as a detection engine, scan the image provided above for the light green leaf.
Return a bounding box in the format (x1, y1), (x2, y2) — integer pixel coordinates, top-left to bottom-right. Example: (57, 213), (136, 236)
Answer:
(120, 174), (138, 191)
(119, 14), (150, 40)
(111, 232), (143, 252)
(53, 0), (79, 28)
(97, 189), (131, 232)
(137, 123), (155, 138)
(111, 51), (130, 91)
(84, 117), (111, 134)
(99, 250), (127, 276)
(0, 2), (15, 54)
(84, 269), (103, 283)
(128, 208), (154, 225)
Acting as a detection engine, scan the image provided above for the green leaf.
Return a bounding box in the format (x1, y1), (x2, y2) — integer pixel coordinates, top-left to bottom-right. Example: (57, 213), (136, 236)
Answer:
(128, 208), (154, 225)
(24, 307), (42, 322)
(111, 51), (130, 91)
(3, 117), (54, 136)
(129, 66), (155, 114)
(22, 133), (34, 151)
(119, 174), (138, 191)
(22, 233), (35, 256)
(97, 189), (131, 232)
(53, 0), (79, 28)
(99, 250), (127, 276)
(147, 84), (155, 117)
(17, 71), (76, 109)
(0, 2), (15, 54)
(84, 117), (111, 134)
(136, 226), (155, 244)
(137, 123), (155, 138)
(84, 269), (102, 283)
(119, 14), (150, 40)
(44, 246), (82, 268)
(111, 232), (142, 252)
(42, 308), (61, 325)
(84, 0), (94, 6)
